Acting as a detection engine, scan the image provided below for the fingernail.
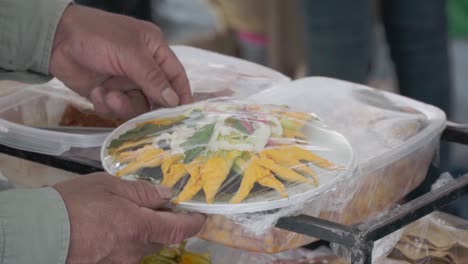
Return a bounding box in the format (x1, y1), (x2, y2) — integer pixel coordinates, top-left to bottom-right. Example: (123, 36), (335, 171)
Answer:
(157, 186), (173, 199)
(162, 88), (180, 107)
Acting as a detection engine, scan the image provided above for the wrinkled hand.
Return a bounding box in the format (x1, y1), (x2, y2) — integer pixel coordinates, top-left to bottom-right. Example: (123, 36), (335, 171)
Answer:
(50, 4), (192, 120)
(53, 173), (205, 264)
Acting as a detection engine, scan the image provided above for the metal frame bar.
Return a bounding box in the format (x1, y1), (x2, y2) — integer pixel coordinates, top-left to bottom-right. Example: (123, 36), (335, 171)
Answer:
(0, 125), (466, 263)
(276, 174), (468, 264)
(0, 145), (102, 175)
(276, 124), (468, 263)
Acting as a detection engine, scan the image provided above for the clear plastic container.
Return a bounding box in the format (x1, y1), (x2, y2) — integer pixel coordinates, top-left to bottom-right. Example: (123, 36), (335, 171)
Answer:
(197, 77), (447, 253)
(0, 45), (288, 156)
(0, 86), (107, 156)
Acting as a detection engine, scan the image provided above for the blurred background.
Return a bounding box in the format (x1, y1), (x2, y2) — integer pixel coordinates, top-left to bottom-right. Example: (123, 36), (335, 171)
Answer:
(73, 0), (468, 216)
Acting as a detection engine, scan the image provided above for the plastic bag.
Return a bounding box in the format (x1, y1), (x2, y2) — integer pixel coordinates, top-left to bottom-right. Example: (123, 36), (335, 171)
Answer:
(102, 99), (354, 217)
(384, 211), (468, 263)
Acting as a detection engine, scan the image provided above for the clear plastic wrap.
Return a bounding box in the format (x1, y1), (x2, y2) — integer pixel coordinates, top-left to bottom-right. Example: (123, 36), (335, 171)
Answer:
(193, 77), (446, 253)
(384, 211), (468, 264)
(335, 210), (468, 263)
(102, 99), (355, 215)
(172, 46), (290, 101)
(178, 212), (467, 263)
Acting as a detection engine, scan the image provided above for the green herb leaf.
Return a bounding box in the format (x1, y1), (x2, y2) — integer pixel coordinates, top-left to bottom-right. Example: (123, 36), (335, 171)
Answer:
(181, 123), (215, 149)
(109, 123), (171, 150)
(183, 147), (205, 163)
(225, 118), (249, 134)
(181, 123), (215, 163)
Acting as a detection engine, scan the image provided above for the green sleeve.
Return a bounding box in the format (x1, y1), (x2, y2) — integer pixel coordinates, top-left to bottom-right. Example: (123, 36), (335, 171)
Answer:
(0, 0), (72, 83)
(0, 188), (70, 264)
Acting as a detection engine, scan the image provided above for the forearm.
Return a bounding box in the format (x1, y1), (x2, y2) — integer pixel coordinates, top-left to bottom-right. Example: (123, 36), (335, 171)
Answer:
(0, 0), (71, 82)
(0, 187), (70, 264)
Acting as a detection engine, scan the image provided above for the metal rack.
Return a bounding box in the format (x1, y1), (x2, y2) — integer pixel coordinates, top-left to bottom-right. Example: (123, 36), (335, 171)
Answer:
(277, 124), (468, 264)
(0, 124), (466, 264)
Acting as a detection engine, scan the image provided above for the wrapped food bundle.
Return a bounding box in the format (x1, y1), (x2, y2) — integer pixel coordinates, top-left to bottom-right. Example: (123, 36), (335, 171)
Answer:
(102, 100), (354, 214)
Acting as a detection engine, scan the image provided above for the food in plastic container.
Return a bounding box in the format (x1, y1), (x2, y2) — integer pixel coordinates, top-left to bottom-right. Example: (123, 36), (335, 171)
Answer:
(0, 84), (107, 156)
(59, 105), (123, 128)
(102, 100), (355, 214)
(194, 77), (447, 253)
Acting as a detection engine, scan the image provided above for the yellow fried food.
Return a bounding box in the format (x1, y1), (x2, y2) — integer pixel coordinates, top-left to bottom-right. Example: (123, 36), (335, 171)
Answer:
(285, 146), (339, 170)
(277, 110), (312, 121)
(230, 159), (260, 204)
(230, 158), (288, 204)
(202, 151), (240, 204)
(256, 157), (310, 183)
(282, 128), (306, 139)
(118, 144), (155, 163)
(272, 109), (312, 128)
(260, 149), (319, 186)
(180, 252), (211, 264)
(116, 146), (165, 177)
(161, 154), (183, 176)
(137, 115), (186, 127)
(256, 168), (288, 198)
(160, 164), (187, 188)
(113, 137), (153, 154)
(173, 159), (204, 204)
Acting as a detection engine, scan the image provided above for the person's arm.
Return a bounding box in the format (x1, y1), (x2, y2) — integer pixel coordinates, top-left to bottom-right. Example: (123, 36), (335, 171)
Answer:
(0, 0), (71, 83)
(0, 188), (70, 264)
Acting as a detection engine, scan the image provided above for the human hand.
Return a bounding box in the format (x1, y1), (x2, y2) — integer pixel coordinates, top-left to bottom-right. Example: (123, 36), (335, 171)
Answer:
(50, 4), (192, 120)
(53, 173), (205, 264)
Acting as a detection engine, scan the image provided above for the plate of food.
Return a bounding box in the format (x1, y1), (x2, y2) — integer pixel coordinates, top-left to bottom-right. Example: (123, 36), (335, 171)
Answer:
(101, 99), (355, 214)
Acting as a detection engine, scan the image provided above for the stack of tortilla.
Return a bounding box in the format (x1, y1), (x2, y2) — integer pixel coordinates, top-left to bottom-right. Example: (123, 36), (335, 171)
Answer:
(387, 212), (468, 264)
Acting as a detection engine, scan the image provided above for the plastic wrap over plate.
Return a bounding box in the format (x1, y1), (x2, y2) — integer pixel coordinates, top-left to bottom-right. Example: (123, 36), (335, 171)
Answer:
(101, 99), (355, 215)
